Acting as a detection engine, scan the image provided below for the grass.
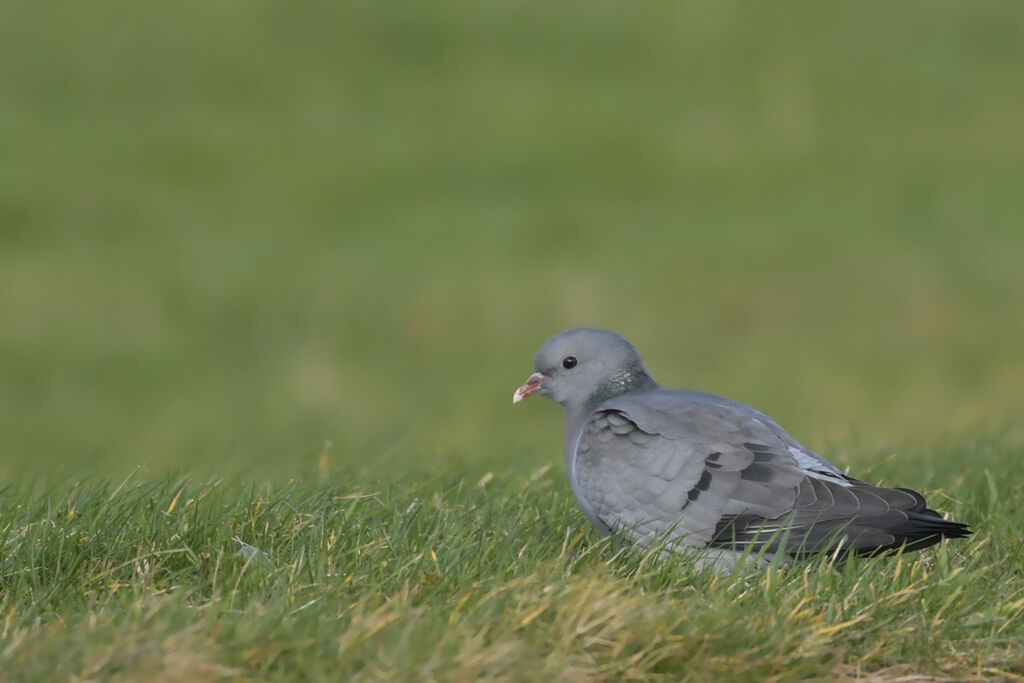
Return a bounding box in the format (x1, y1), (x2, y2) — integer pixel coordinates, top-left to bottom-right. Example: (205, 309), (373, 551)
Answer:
(2, 0), (1024, 679)
(2, 1), (1024, 478)
(1, 435), (1022, 680)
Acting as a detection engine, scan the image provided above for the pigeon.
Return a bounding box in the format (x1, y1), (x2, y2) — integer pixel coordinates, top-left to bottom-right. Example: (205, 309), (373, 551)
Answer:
(513, 328), (970, 573)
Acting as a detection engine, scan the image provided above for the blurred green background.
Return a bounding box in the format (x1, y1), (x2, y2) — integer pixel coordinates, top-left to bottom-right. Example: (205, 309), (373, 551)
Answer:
(2, 1), (1022, 479)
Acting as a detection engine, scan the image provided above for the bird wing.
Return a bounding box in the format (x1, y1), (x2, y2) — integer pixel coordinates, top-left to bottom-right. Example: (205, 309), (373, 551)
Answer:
(571, 389), (968, 556)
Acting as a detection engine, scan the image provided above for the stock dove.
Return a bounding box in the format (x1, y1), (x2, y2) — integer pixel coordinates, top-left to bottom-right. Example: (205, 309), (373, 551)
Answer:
(513, 328), (970, 573)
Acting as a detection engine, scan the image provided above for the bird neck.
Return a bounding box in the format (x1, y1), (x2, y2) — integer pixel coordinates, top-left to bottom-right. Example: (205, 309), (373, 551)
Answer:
(585, 367), (659, 408)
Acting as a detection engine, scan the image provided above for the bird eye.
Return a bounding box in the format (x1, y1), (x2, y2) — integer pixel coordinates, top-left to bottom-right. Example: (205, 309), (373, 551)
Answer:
(562, 356), (578, 369)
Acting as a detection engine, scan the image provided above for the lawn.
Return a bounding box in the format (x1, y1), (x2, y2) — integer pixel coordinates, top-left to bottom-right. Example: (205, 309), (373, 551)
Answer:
(1, 442), (1021, 680)
(1, 1), (1023, 680)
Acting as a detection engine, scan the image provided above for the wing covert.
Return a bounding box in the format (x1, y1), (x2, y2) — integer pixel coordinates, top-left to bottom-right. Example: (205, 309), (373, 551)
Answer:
(571, 406), (806, 548)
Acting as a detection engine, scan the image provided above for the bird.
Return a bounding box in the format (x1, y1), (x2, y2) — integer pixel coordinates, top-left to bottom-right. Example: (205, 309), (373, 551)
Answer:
(513, 328), (970, 574)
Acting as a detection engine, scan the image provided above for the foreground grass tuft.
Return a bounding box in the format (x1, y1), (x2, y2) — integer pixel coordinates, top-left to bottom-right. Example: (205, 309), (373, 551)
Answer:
(0, 438), (1021, 680)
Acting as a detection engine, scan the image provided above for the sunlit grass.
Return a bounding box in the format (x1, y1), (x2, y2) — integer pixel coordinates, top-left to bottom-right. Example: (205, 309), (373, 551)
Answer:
(1, 436), (1020, 680)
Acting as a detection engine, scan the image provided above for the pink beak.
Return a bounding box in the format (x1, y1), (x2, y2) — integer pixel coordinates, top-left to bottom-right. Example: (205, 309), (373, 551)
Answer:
(513, 372), (546, 404)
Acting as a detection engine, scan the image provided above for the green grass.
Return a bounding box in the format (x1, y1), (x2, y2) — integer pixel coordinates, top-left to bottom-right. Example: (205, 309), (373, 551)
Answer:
(2, 0), (1024, 679)
(1, 436), (1021, 680)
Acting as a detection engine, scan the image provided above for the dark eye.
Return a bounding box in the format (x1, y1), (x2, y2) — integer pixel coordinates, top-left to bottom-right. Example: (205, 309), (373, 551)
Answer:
(562, 356), (578, 369)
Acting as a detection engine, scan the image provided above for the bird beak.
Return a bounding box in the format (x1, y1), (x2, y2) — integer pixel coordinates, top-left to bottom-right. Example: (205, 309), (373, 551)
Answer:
(513, 372), (546, 404)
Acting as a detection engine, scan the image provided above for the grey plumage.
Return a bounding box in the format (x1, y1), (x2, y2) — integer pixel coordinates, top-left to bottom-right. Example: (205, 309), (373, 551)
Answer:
(513, 328), (970, 573)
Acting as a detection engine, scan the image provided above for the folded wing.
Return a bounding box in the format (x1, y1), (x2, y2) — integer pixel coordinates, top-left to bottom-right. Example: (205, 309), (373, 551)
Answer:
(571, 391), (969, 558)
